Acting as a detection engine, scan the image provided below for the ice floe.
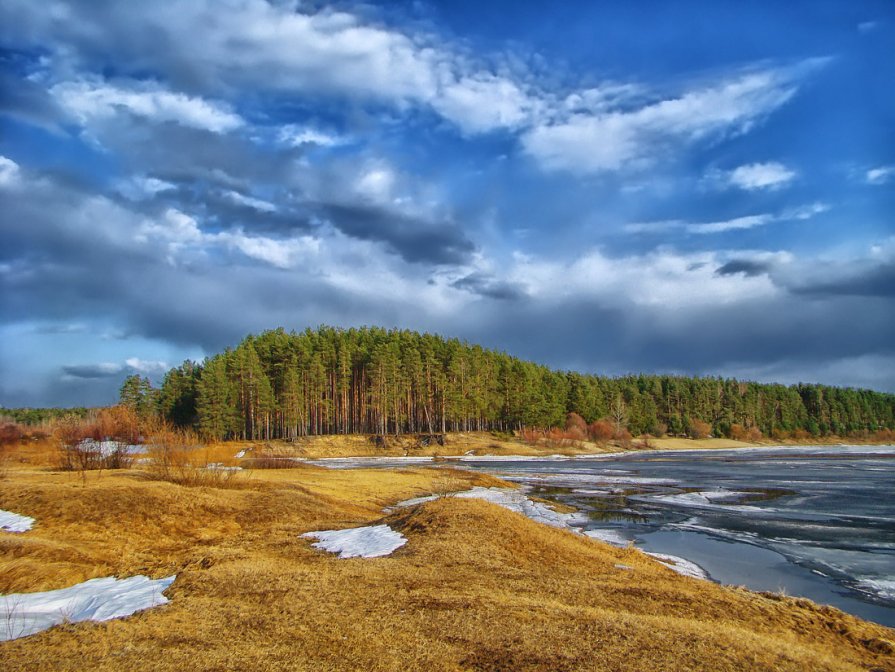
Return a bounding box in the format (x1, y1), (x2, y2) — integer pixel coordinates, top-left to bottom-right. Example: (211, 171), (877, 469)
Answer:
(302, 524), (407, 558)
(0, 509), (34, 533)
(646, 553), (710, 580)
(855, 578), (895, 602)
(0, 575), (176, 641)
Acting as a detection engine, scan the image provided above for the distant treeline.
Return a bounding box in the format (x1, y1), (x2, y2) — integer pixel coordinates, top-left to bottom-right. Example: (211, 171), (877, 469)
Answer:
(1, 406), (94, 425)
(111, 326), (895, 442)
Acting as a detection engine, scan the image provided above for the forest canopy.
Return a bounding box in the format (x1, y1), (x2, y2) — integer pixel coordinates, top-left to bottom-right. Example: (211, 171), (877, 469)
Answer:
(87, 326), (895, 442)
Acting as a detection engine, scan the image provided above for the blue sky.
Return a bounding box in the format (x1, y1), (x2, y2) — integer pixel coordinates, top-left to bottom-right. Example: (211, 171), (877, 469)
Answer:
(1, 0), (893, 406)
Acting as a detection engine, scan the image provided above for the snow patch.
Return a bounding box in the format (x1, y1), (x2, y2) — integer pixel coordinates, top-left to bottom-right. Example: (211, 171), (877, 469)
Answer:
(396, 487), (588, 530)
(302, 524), (407, 558)
(0, 510), (35, 533)
(646, 553), (710, 580)
(235, 450), (247, 459)
(1, 575), (175, 641)
(584, 528), (630, 547)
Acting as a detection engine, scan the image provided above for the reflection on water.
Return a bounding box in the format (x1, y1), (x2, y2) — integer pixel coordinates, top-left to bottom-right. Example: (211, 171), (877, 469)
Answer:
(460, 445), (895, 628)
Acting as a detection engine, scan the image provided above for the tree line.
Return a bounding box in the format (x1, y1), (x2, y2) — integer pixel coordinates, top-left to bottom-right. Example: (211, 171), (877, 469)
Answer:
(105, 326), (895, 442)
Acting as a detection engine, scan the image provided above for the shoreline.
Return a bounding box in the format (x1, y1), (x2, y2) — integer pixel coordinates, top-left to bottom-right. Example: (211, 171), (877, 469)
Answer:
(228, 431), (895, 462)
(1, 456), (893, 669)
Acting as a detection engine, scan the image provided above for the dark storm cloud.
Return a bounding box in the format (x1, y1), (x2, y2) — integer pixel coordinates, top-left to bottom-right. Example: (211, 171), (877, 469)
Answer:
(0, 66), (68, 130)
(321, 204), (475, 265)
(450, 272), (526, 300)
(453, 290), (895, 389)
(62, 363), (122, 378)
(789, 262), (895, 298)
(715, 258), (772, 277)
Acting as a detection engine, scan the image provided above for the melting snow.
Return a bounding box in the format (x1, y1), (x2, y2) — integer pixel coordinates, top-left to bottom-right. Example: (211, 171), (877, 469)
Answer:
(646, 553), (710, 580)
(584, 528), (630, 547)
(302, 524), (407, 558)
(396, 486), (589, 529)
(0, 509), (34, 533)
(1, 575), (176, 641)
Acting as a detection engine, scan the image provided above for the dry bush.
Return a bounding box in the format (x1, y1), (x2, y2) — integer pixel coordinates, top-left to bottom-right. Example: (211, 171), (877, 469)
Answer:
(587, 420), (614, 442)
(520, 427), (543, 445)
(746, 426), (763, 442)
(771, 428), (790, 442)
(0, 421), (25, 445)
(241, 455), (301, 469)
(792, 428), (811, 440)
(144, 426), (244, 488)
(688, 419), (712, 440)
(52, 409), (138, 473)
(613, 428), (633, 448)
(565, 412), (587, 433)
(872, 428), (895, 442)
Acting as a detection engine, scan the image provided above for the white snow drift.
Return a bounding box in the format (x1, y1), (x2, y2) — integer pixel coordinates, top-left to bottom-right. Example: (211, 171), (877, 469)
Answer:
(1, 575), (176, 641)
(302, 524), (407, 558)
(0, 509), (35, 533)
(396, 486), (590, 529)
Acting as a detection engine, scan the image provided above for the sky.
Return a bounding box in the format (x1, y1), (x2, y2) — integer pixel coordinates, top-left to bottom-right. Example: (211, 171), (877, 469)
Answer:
(0, 0), (893, 407)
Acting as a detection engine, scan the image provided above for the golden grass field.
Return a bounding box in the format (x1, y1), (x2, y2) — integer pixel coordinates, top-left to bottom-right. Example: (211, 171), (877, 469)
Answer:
(1, 437), (894, 671)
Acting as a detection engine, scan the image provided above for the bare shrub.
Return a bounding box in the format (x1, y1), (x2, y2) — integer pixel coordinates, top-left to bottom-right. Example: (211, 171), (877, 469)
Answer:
(587, 420), (614, 443)
(145, 426), (243, 488)
(688, 419), (712, 440)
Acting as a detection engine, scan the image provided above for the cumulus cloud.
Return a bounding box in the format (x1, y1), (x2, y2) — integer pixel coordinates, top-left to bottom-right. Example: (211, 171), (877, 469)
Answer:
(521, 68), (805, 173)
(866, 166), (893, 185)
(0, 155), (21, 187)
(51, 79), (244, 133)
(708, 162), (797, 191)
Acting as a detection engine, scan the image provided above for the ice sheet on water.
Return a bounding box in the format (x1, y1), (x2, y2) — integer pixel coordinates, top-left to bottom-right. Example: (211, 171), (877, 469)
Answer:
(0, 509), (34, 533)
(1, 575), (176, 641)
(854, 578), (895, 602)
(302, 524), (407, 558)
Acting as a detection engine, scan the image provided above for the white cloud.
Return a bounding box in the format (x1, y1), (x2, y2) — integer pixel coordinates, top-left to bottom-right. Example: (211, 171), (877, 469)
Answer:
(224, 190), (277, 213)
(278, 125), (346, 147)
(138, 208), (203, 248)
(117, 175), (176, 201)
(866, 166), (894, 185)
(504, 247), (779, 308)
(125, 357), (169, 374)
(522, 69), (801, 173)
(687, 214), (773, 234)
(722, 162), (797, 191)
(627, 201), (829, 236)
(431, 74), (536, 134)
(0, 155), (21, 188)
(355, 166), (397, 204)
(214, 230), (319, 270)
(51, 79), (243, 133)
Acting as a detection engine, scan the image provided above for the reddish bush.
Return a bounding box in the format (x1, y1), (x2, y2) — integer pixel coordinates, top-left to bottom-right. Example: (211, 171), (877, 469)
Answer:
(587, 420), (614, 442)
(0, 422), (24, 446)
(688, 419), (712, 440)
(565, 412), (587, 433)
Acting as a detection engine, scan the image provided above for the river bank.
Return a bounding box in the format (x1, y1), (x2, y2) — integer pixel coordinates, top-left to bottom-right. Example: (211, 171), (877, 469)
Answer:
(1, 459), (893, 670)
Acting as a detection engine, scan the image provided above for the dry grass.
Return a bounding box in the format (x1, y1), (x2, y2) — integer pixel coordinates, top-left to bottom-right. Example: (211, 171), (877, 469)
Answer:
(1, 463), (893, 671)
